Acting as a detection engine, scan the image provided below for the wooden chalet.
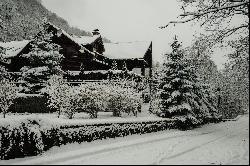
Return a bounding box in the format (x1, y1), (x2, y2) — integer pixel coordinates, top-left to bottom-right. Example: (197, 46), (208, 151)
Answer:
(0, 23), (152, 78)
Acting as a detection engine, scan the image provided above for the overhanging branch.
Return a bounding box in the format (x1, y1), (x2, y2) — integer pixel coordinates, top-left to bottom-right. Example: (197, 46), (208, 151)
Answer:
(160, 0), (249, 29)
(180, 1), (249, 17)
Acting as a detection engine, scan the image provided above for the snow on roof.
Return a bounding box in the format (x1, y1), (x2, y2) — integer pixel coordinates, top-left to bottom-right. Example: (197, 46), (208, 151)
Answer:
(73, 35), (100, 45)
(103, 41), (151, 59)
(0, 40), (30, 58)
(47, 23), (95, 56)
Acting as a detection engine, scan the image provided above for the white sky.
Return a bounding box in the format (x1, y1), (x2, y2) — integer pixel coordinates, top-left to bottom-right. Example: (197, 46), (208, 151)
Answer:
(42, 0), (235, 69)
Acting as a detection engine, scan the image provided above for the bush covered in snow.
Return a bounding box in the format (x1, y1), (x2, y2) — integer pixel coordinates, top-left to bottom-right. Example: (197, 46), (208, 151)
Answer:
(0, 116), (176, 160)
(44, 76), (142, 119)
(105, 79), (142, 117)
(74, 83), (107, 118)
(75, 79), (142, 117)
(44, 75), (77, 119)
(0, 117), (44, 160)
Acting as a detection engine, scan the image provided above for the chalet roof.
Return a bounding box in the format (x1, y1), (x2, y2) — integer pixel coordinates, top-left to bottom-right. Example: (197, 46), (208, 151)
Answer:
(0, 40), (30, 58)
(73, 35), (100, 45)
(47, 22), (95, 56)
(48, 22), (99, 46)
(103, 41), (151, 59)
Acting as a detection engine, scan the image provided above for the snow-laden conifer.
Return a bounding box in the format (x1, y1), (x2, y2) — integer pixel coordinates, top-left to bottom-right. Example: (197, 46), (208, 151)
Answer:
(20, 23), (64, 93)
(157, 37), (220, 128)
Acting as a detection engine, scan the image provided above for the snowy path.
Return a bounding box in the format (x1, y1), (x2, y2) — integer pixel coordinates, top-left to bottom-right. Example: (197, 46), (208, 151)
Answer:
(1, 114), (248, 165)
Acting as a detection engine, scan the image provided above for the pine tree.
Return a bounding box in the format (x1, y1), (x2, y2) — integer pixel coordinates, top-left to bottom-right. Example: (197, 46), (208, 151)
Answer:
(20, 23), (64, 93)
(158, 37), (219, 129)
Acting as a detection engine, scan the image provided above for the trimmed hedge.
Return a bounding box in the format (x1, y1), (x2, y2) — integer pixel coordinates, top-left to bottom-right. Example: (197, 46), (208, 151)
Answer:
(8, 94), (55, 114)
(0, 117), (176, 160)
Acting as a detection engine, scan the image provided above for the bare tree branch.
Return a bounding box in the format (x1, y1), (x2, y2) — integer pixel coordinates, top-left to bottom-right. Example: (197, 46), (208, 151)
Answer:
(215, 24), (249, 42)
(180, 1), (249, 17)
(160, 0), (249, 29)
(159, 16), (199, 29)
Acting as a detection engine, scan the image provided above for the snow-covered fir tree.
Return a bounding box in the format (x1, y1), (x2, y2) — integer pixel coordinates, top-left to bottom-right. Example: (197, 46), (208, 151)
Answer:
(20, 23), (64, 93)
(158, 37), (220, 128)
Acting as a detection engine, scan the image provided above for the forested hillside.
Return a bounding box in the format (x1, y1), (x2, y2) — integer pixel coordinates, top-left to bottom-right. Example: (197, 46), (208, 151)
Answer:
(0, 0), (92, 42)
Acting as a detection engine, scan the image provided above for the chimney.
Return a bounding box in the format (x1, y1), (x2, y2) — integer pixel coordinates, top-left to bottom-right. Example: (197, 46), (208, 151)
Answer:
(92, 29), (100, 35)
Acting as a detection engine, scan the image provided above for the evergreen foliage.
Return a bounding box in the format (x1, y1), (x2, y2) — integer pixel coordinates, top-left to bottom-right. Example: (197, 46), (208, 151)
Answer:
(20, 23), (64, 93)
(156, 37), (220, 128)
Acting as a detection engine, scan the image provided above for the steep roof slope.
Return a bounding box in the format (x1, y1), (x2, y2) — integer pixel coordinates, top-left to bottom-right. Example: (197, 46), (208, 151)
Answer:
(0, 40), (30, 58)
(73, 35), (100, 45)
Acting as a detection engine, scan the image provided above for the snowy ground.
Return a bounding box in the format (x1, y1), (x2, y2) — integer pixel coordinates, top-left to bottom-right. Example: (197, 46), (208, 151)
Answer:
(1, 103), (167, 126)
(1, 114), (248, 165)
(3, 103), (153, 120)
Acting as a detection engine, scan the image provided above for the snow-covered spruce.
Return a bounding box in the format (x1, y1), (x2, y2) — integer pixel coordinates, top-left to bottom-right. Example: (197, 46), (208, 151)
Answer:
(20, 23), (63, 94)
(152, 37), (221, 129)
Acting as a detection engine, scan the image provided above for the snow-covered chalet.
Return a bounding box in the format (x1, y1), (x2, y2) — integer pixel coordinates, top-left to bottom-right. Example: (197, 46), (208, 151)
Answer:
(0, 23), (152, 78)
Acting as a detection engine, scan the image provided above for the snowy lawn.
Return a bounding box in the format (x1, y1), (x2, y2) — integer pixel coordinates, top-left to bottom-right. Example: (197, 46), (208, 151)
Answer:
(1, 114), (248, 165)
(1, 103), (156, 125)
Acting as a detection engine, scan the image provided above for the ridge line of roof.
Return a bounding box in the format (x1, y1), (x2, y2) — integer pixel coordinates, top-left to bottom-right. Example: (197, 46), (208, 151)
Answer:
(108, 41), (151, 44)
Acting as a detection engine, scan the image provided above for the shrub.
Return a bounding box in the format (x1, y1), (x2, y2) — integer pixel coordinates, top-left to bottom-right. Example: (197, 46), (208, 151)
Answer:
(45, 76), (142, 119)
(0, 116), (176, 160)
(0, 117), (44, 159)
(75, 80), (142, 118)
(75, 83), (108, 118)
(44, 75), (77, 119)
(105, 80), (142, 117)
(8, 94), (54, 114)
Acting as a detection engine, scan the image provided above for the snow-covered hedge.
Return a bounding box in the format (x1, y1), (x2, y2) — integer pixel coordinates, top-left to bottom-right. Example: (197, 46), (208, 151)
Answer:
(0, 117), (44, 160)
(0, 116), (176, 160)
(8, 94), (54, 114)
